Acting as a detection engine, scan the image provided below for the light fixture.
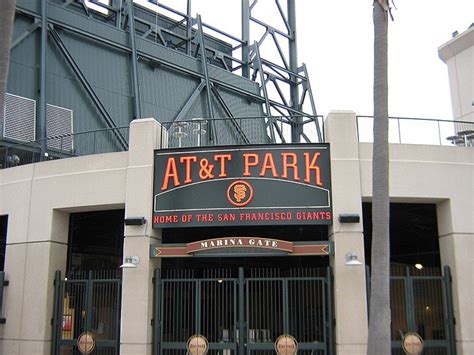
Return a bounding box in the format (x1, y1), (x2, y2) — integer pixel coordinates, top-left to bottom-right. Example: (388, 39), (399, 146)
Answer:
(414, 263), (423, 270)
(345, 252), (363, 266)
(124, 217), (146, 226)
(338, 214), (360, 223)
(120, 256), (140, 268)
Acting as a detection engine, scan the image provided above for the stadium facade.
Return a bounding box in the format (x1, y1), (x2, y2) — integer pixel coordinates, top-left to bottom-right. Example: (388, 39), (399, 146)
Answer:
(0, 1), (473, 354)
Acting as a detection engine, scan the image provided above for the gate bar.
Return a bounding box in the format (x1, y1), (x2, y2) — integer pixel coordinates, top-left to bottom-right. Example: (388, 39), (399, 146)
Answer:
(443, 266), (456, 355)
(238, 268), (245, 355)
(152, 268), (161, 355)
(51, 270), (62, 355)
(327, 266), (334, 355)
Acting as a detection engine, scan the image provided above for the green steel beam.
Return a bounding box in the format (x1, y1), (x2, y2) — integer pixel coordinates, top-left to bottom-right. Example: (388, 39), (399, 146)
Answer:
(126, 0), (142, 119)
(10, 18), (40, 50)
(38, 0), (47, 154)
(252, 42), (275, 142)
(48, 26), (128, 149)
(173, 80), (206, 123)
(241, 0), (250, 78)
(196, 14), (217, 144)
(210, 86), (251, 144)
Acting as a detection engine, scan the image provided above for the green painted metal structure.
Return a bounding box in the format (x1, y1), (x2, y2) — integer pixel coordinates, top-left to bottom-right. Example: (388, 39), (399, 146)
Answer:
(7, 0), (267, 157)
(4, 0), (324, 164)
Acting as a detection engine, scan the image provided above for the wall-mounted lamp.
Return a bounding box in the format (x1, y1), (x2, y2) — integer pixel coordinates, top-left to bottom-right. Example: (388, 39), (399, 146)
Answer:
(120, 256), (140, 269)
(338, 214), (360, 223)
(345, 252), (363, 266)
(414, 263), (423, 270)
(124, 217), (146, 226)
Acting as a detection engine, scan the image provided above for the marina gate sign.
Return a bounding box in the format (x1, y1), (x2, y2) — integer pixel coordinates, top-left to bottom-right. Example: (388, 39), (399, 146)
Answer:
(153, 144), (332, 228)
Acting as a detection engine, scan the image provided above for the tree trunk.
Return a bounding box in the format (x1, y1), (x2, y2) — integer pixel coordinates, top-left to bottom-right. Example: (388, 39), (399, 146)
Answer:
(367, 1), (391, 355)
(0, 0), (16, 132)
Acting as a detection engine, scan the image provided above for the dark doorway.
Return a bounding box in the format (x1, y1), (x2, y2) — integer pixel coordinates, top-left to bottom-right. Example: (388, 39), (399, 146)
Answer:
(363, 203), (440, 267)
(67, 209), (125, 273)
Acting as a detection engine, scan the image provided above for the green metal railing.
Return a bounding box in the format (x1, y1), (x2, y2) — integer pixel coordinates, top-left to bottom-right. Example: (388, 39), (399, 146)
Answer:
(152, 267), (334, 355)
(357, 116), (474, 147)
(1, 115), (325, 170)
(1, 126), (130, 169)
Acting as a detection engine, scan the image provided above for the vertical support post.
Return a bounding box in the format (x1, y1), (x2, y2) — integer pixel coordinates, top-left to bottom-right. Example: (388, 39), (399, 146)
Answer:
(152, 268), (162, 355)
(85, 271), (94, 332)
(238, 267), (245, 355)
(405, 267), (416, 331)
(195, 279), (201, 335)
(127, 0), (141, 120)
(51, 270), (62, 355)
(288, 0), (301, 143)
(186, 0), (192, 56)
(39, 0), (48, 155)
(443, 266), (457, 355)
(241, 0), (250, 78)
(327, 266), (335, 355)
(282, 279), (289, 333)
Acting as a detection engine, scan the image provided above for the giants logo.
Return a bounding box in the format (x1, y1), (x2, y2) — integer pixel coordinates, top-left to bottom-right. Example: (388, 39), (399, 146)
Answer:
(227, 180), (254, 207)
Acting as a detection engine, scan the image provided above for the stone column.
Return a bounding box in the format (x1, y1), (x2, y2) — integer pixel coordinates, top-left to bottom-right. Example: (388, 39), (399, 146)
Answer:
(438, 198), (474, 354)
(325, 111), (368, 354)
(120, 118), (166, 354)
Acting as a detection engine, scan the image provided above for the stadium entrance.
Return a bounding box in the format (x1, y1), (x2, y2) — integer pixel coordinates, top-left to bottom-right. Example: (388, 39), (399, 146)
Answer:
(153, 257), (334, 355)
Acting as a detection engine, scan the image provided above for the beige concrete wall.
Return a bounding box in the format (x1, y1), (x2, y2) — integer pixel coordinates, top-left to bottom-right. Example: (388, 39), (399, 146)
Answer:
(120, 118), (166, 354)
(325, 111), (368, 355)
(356, 120), (474, 354)
(0, 151), (128, 355)
(0, 113), (472, 354)
(439, 26), (474, 123)
(362, 143), (473, 353)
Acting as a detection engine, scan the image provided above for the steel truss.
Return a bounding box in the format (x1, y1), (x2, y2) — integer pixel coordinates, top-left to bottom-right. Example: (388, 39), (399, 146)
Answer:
(11, 0), (323, 147)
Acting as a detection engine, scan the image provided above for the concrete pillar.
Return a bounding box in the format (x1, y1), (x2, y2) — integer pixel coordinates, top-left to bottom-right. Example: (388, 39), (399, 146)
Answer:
(120, 118), (167, 354)
(325, 111), (368, 354)
(0, 162), (70, 355)
(438, 198), (474, 354)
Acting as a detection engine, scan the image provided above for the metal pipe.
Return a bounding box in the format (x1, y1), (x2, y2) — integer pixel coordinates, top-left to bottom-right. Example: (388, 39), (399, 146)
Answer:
(241, 0), (250, 78)
(288, 0), (301, 143)
(186, 0), (192, 55)
(238, 268), (245, 355)
(39, 0), (48, 155)
(127, 0), (141, 119)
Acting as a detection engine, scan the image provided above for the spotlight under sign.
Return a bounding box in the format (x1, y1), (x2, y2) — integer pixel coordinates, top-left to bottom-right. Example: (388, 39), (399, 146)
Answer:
(152, 144), (332, 228)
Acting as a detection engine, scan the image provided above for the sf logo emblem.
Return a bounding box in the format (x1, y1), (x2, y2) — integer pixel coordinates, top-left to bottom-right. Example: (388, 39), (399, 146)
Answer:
(227, 180), (254, 207)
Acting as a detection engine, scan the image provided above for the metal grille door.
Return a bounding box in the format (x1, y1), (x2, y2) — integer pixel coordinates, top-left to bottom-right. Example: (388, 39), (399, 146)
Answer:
(368, 265), (456, 355)
(153, 267), (333, 355)
(52, 271), (122, 355)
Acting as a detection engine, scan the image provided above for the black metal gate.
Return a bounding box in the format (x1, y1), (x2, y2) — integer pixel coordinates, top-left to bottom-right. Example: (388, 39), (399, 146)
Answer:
(51, 270), (122, 355)
(367, 265), (456, 355)
(152, 267), (334, 354)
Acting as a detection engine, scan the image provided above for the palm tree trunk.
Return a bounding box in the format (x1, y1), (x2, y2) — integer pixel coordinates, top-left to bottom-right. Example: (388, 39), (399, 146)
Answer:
(0, 0), (17, 131)
(367, 1), (391, 354)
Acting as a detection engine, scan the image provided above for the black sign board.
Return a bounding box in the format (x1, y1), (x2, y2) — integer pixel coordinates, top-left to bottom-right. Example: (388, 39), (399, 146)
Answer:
(153, 144), (332, 228)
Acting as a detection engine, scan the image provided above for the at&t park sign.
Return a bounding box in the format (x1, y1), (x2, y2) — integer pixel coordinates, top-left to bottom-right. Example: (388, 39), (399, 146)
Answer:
(153, 144), (332, 228)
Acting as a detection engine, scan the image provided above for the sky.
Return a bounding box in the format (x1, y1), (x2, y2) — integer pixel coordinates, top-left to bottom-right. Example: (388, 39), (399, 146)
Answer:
(135, 0), (473, 121)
